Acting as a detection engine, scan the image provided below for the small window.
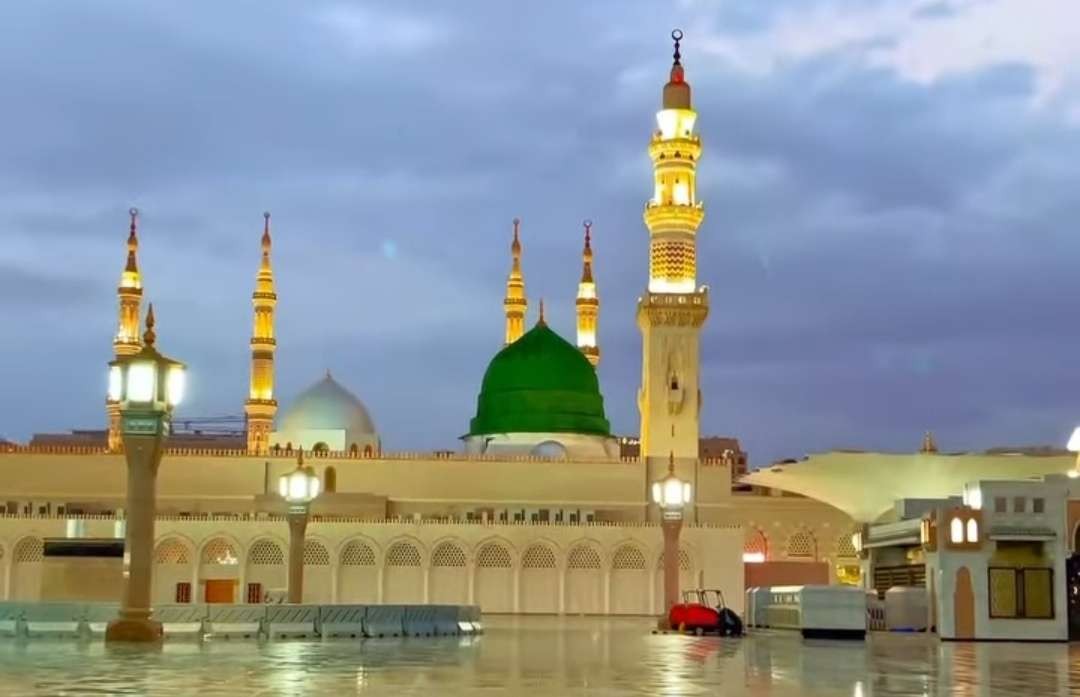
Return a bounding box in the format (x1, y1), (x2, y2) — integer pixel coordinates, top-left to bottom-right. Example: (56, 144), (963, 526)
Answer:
(994, 497), (1007, 513)
(966, 518), (978, 543)
(1014, 497), (1026, 513)
(1033, 498), (1045, 514)
(950, 517), (964, 544)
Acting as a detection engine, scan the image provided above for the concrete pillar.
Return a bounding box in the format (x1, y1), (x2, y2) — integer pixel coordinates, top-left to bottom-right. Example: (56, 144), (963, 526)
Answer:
(106, 431), (164, 642)
(661, 518), (682, 623)
(422, 564), (430, 603)
(287, 511), (308, 604)
(558, 565), (566, 615)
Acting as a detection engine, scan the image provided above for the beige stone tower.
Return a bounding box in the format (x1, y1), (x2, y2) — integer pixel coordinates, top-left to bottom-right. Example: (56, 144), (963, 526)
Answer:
(503, 218), (527, 345)
(244, 212), (278, 454)
(637, 31), (709, 466)
(576, 220), (599, 367)
(107, 207), (144, 451)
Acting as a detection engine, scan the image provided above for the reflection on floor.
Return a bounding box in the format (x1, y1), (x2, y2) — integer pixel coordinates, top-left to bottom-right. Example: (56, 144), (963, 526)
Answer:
(1, 615), (1078, 695)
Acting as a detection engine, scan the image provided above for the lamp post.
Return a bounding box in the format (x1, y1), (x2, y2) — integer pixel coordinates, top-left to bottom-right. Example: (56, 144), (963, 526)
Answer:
(105, 305), (185, 643)
(1066, 427), (1080, 478)
(652, 452), (691, 626)
(279, 451), (320, 604)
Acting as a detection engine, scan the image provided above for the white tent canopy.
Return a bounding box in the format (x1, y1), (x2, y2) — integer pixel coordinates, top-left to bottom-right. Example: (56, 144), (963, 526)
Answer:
(740, 452), (1073, 523)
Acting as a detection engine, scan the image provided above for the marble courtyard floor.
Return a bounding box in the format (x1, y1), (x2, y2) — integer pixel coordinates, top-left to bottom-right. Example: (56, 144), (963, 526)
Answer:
(1, 616), (1078, 695)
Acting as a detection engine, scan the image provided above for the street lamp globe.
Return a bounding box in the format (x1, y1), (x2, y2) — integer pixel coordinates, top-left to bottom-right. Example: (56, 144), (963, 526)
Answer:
(108, 304), (186, 414)
(651, 452), (692, 519)
(278, 451), (321, 505)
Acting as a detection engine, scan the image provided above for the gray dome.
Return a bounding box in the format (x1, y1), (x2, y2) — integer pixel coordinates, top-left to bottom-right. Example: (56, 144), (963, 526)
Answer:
(279, 373), (376, 435)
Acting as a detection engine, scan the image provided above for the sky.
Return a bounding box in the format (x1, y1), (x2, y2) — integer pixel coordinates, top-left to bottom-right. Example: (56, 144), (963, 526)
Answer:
(1, 0), (1079, 464)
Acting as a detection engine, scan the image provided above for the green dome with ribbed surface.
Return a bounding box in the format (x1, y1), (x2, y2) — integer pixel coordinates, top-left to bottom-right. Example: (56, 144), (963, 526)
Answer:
(468, 322), (610, 436)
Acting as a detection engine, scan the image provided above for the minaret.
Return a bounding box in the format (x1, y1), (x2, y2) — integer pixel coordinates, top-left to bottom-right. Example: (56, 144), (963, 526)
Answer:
(637, 30), (709, 467)
(107, 208), (144, 451)
(244, 212), (278, 455)
(503, 218), (527, 345)
(576, 219), (600, 367)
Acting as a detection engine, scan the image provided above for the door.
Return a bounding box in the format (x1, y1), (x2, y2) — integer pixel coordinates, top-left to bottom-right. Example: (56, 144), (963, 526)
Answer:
(953, 566), (975, 640)
(204, 579), (236, 604)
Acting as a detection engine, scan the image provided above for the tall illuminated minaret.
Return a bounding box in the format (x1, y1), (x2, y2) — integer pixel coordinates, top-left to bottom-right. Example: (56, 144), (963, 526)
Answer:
(637, 30), (709, 467)
(244, 212), (278, 455)
(576, 219), (600, 367)
(503, 218), (527, 345)
(107, 207), (144, 451)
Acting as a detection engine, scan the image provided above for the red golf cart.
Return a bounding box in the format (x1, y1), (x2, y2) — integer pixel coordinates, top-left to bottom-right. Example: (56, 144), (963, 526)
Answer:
(669, 588), (743, 636)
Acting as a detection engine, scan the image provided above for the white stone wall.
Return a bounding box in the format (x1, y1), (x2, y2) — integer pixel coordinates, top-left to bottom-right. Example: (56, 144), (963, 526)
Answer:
(0, 517), (743, 616)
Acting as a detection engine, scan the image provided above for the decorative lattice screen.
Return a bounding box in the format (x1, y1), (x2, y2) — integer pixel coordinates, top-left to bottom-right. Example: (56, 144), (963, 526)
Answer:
(431, 543), (467, 568)
(656, 549), (692, 572)
(248, 539), (285, 566)
(304, 539), (330, 566)
(567, 546), (602, 570)
(14, 537), (43, 563)
(744, 529), (768, 555)
(386, 542), (422, 567)
(612, 546), (646, 570)
(476, 543), (512, 568)
(787, 530), (816, 559)
(522, 545), (556, 569)
(340, 540), (376, 566)
(201, 538), (239, 565)
(154, 539), (191, 565)
(835, 533), (857, 559)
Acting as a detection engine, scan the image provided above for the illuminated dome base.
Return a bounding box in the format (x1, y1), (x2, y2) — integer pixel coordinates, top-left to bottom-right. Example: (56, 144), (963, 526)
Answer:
(462, 431), (619, 459)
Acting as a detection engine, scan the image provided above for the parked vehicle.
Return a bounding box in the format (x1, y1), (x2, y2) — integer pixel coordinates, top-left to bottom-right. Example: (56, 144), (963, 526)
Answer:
(669, 589), (743, 636)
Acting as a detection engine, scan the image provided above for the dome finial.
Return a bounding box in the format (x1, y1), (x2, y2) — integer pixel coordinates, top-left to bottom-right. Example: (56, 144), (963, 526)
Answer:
(538, 298), (546, 326)
(663, 29), (691, 107)
(262, 211), (272, 252)
(143, 303), (156, 346)
(125, 207), (140, 273)
(672, 29), (683, 67)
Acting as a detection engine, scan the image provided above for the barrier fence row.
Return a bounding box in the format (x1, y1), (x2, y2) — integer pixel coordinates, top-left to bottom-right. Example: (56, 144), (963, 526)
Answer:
(0, 602), (482, 640)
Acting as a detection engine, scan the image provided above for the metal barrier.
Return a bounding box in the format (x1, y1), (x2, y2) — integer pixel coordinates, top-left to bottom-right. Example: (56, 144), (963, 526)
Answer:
(265, 604), (318, 639)
(319, 604), (367, 638)
(0, 602), (480, 641)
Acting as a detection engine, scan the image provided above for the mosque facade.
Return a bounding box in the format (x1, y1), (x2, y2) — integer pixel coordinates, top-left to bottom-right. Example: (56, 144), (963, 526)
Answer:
(0, 34), (990, 615)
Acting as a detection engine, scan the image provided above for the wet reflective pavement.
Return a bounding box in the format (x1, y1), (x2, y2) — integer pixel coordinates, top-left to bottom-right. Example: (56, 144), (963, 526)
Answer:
(1, 616), (1078, 695)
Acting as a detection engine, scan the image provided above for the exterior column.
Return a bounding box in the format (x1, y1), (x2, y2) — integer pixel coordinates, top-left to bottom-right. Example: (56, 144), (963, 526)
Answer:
(661, 518), (683, 622)
(467, 564), (476, 604)
(603, 568), (611, 615)
(512, 565), (520, 613)
(422, 564), (430, 603)
(106, 430), (164, 642)
(286, 509), (308, 604)
(558, 565), (566, 615)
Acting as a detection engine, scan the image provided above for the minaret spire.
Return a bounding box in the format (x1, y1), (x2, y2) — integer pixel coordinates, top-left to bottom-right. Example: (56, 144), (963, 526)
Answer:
(638, 30), (709, 472)
(245, 211), (279, 455)
(503, 217), (527, 345)
(108, 207), (145, 451)
(576, 219), (600, 367)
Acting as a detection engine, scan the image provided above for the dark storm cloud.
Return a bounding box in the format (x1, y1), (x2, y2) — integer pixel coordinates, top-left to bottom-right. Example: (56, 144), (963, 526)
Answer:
(1, 1), (1078, 463)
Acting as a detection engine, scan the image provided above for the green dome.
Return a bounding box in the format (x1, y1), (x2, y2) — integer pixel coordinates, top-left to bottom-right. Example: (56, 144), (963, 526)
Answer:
(469, 322), (610, 436)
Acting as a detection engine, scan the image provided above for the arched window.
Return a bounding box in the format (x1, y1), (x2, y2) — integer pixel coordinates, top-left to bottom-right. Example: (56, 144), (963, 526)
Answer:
(966, 518), (979, 543)
(786, 530), (817, 559)
(611, 545), (646, 570)
(744, 528), (768, 563)
(567, 546), (602, 570)
(950, 517), (964, 544)
(340, 540), (376, 567)
(476, 543), (512, 569)
(248, 539), (285, 566)
(836, 533), (858, 559)
(363, 444), (374, 457)
(431, 542), (467, 568)
(303, 539), (330, 566)
(386, 541), (421, 567)
(522, 545), (556, 569)
(349, 443), (359, 455)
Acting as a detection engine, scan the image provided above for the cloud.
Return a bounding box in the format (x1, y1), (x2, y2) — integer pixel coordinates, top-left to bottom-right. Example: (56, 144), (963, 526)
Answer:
(0, 1), (1078, 464)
